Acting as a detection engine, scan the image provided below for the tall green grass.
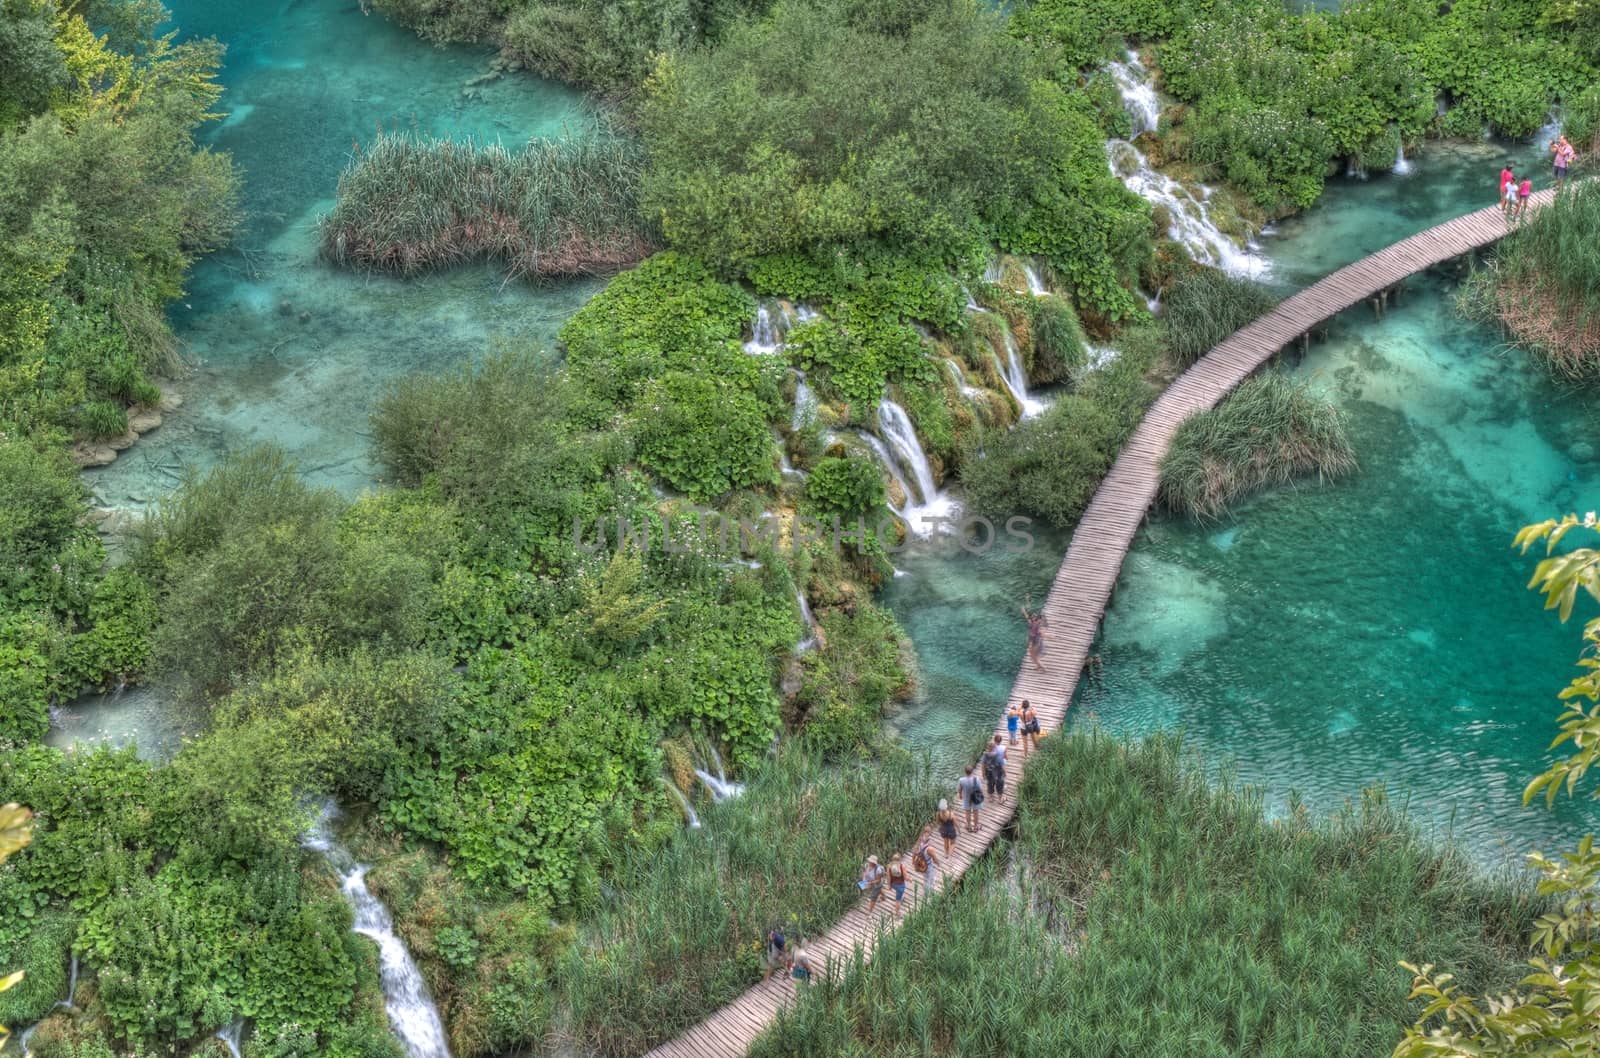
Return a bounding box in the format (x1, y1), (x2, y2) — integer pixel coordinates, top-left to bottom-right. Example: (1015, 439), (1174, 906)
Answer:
(752, 731), (1536, 1058)
(319, 130), (652, 279)
(1164, 269), (1280, 366)
(1461, 179), (1600, 381)
(561, 742), (939, 1057)
(1160, 372), (1356, 519)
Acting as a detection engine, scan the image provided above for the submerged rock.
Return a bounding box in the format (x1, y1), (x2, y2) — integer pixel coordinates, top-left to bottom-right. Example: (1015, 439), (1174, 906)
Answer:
(71, 442), (117, 467)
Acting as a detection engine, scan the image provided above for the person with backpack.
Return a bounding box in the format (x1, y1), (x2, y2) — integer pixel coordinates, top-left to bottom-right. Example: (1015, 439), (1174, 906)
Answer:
(936, 798), (958, 855)
(762, 925), (789, 981)
(886, 852), (910, 916)
(912, 835), (940, 893)
(1020, 700), (1041, 756)
(859, 854), (886, 912)
(983, 734), (1008, 803)
(958, 765), (984, 833)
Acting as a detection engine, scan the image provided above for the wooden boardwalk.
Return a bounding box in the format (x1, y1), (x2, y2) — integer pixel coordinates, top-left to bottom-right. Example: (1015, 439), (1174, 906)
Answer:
(642, 194), (1548, 1058)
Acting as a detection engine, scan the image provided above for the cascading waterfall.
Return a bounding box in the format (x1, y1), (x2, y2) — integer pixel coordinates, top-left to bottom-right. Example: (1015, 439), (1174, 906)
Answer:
(859, 431), (918, 521)
(877, 400), (958, 534)
(693, 743), (745, 802)
(1102, 57), (1268, 278)
(994, 329), (1046, 419)
(1393, 141), (1412, 176)
(661, 779), (702, 829)
(1022, 263), (1048, 296)
(791, 371), (816, 431)
(16, 954), (81, 1055)
(1106, 51), (1162, 136)
(216, 1019), (246, 1058)
(795, 590), (821, 653)
(743, 304), (781, 354)
(304, 807), (452, 1058)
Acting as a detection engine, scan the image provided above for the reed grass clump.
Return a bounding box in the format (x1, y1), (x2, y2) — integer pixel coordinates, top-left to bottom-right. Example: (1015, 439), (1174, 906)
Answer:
(562, 742), (937, 1057)
(752, 730), (1536, 1058)
(1160, 372), (1356, 519)
(1164, 268), (1280, 365)
(1459, 179), (1600, 381)
(319, 130), (652, 280)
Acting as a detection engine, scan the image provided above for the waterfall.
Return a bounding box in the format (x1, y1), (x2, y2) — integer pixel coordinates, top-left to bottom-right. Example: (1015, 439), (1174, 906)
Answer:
(877, 400), (958, 535)
(304, 808), (452, 1058)
(1393, 141), (1412, 176)
(795, 590), (820, 653)
(693, 743), (745, 802)
(994, 330), (1046, 419)
(1106, 51), (1161, 136)
(661, 780), (702, 829)
(15, 953), (82, 1055)
(859, 431), (916, 522)
(791, 371), (816, 431)
(743, 304), (781, 355)
(1105, 139), (1269, 278)
(1022, 263), (1047, 296)
(216, 1019), (245, 1058)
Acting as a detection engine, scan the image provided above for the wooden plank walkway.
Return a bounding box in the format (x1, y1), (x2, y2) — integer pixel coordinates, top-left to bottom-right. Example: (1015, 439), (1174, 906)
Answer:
(641, 193), (1549, 1058)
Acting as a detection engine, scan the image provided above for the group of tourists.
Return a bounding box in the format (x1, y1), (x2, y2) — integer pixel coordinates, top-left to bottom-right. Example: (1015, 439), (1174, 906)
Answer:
(1499, 134), (1579, 224)
(761, 925), (817, 986)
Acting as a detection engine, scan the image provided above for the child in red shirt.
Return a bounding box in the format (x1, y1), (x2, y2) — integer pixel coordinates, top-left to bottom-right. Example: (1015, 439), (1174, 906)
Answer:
(1500, 165), (1516, 212)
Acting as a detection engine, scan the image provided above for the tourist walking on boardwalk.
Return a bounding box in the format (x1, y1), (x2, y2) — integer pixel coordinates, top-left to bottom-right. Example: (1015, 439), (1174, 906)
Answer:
(958, 765), (984, 833)
(983, 734), (1008, 803)
(1500, 163), (1516, 213)
(762, 924), (790, 981)
(791, 947), (816, 985)
(1554, 134), (1576, 190)
(1020, 699), (1040, 755)
(859, 854), (886, 912)
(1022, 601), (1048, 671)
(1517, 175), (1533, 220)
(936, 798), (958, 855)
(886, 852), (909, 917)
(913, 834), (940, 892)
(1006, 701), (1021, 745)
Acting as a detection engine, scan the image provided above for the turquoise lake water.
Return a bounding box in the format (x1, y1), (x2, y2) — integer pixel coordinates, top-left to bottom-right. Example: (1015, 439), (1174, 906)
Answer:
(83, 0), (600, 511)
(886, 139), (1600, 865)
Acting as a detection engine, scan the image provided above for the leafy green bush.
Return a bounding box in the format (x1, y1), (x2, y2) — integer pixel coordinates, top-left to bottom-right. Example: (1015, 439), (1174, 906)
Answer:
(0, 439), (85, 589)
(320, 131), (651, 279)
(1163, 268), (1279, 366)
(1030, 294), (1089, 383)
(1161, 373), (1357, 519)
(636, 369), (777, 500)
(76, 402), (126, 441)
(788, 602), (907, 756)
(805, 456), (886, 518)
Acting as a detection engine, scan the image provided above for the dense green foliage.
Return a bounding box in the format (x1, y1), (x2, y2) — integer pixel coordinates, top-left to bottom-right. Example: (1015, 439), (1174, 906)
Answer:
(1018, 0), (1593, 212)
(320, 131), (651, 279)
(752, 731), (1533, 1058)
(1459, 180), (1600, 381)
(960, 332), (1160, 528)
(1160, 373), (1356, 519)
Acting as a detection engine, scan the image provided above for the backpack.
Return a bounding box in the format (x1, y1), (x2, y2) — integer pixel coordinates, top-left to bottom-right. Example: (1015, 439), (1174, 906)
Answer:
(912, 847), (928, 872)
(968, 778), (984, 806)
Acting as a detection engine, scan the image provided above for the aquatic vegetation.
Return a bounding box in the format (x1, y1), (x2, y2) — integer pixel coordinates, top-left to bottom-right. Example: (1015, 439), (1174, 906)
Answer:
(1459, 180), (1600, 381)
(563, 742), (937, 1058)
(1163, 267), (1280, 366)
(320, 130), (652, 279)
(1160, 373), (1356, 520)
(752, 731), (1535, 1058)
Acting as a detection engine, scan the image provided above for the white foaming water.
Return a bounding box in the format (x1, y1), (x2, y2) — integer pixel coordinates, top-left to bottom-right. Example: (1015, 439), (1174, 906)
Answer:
(1393, 141), (1412, 176)
(216, 1019), (245, 1058)
(994, 329), (1046, 419)
(304, 808), (452, 1058)
(744, 304), (781, 355)
(694, 743), (745, 801)
(1022, 263), (1048, 296)
(16, 954), (81, 1055)
(1105, 139), (1269, 278)
(792, 370), (817, 431)
(796, 590), (821, 653)
(662, 780), (702, 829)
(1106, 51), (1161, 136)
(877, 400), (959, 535)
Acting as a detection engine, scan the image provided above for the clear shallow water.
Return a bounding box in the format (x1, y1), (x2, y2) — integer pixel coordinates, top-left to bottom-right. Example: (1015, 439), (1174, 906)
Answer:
(84, 0), (600, 509)
(45, 686), (190, 761)
(888, 143), (1600, 865)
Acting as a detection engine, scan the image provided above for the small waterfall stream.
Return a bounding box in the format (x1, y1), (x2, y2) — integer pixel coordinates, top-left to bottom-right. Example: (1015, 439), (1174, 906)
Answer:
(1103, 57), (1268, 278)
(693, 743), (745, 802)
(791, 371), (816, 431)
(16, 954), (80, 1055)
(304, 808), (452, 1058)
(216, 1018), (246, 1058)
(795, 590), (821, 653)
(876, 400), (957, 534)
(661, 779), (702, 829)
(1393, 141), (1412, 176)
(744, 303), (782, 355)
(995, 330), (1046, 419)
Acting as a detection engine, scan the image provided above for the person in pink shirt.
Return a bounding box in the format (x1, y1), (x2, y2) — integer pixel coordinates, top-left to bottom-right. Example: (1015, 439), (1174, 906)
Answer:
(1499, 164), (1516, 213)
(1517, 176), (1533, 220)
(1553, 135), (1576, 190)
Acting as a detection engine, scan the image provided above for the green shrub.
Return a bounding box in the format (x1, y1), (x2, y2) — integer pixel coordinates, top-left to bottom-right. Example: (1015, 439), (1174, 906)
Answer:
(1160, 372), (1357, 519)
(805, 456), (886, 518)
(0, 438), (86, 587)
(320, 131), (651, 280)
(1030, 294), (1088, 383)
(1163, 268), (1279, 366)
(636, 369), (777, 500)
(77, 401), (126, 441)
(788, 602), (907, 756)
(1563, 83), (1600, 155)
